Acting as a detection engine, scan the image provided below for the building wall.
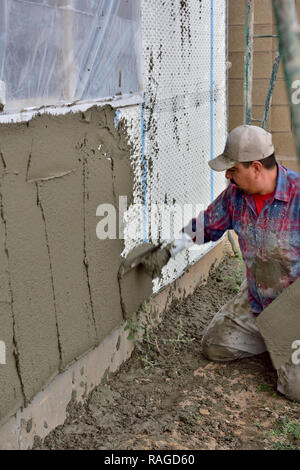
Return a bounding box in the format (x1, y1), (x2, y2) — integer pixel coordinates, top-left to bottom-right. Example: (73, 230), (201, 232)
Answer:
(228, 0), (300, 172)
(0, 105), (152, 425)
(0, 0), (227, 427)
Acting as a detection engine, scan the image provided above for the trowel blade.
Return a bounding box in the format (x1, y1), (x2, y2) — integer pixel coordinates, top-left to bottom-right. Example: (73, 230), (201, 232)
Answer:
(119, 243), (160, 277)
(118, 243), (160, 320)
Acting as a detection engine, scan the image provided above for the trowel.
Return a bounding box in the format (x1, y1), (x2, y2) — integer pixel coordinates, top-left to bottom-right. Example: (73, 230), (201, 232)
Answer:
(119, 232), (194, 279)
(118, 233), (193, 319)
(119, 242), (165, 278)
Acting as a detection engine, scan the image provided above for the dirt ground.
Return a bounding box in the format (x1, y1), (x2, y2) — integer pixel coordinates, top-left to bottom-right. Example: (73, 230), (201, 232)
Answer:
(33, 250), (300, 450)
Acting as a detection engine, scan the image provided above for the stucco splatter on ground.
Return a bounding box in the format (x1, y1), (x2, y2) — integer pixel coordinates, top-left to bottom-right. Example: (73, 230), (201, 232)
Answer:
(33, 252), (300, 450)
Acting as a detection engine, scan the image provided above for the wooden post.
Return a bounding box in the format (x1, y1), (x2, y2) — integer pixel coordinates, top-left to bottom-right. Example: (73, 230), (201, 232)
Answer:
(244, 0), (254, 125)
(272, 0), (300, 168)
(261, 51), (281, 130)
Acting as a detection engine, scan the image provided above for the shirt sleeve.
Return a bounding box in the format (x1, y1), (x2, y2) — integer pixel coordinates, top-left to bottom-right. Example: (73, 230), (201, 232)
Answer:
(183, 185), (233, 244)
(204, 185), (234, 242)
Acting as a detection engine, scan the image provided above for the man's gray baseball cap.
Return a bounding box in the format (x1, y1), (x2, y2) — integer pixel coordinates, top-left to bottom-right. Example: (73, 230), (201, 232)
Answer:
(208, 125), (274, 172)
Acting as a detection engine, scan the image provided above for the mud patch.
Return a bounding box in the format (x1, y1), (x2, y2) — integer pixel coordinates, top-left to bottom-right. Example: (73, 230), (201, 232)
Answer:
(33, 251), (300, 450)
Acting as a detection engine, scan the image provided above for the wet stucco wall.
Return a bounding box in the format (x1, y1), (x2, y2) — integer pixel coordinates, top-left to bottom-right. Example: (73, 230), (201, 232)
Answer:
(0, 0), (228, 426)
(0, 106), (154, 424)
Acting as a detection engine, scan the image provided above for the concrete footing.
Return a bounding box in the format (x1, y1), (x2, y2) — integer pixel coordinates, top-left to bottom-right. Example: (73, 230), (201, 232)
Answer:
(0, 240), (227, 450)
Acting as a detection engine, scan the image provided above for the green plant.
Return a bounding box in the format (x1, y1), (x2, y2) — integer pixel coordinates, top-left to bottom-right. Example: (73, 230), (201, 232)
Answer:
(264, 417), (300, 450)
(256, 382), (273, 393)
(273, 442), (297, 450)
(124, 315), (143, 341)
(143, 325), (161, 354)
(124, 296), (153, 342)
(140, 355), (157, 370)
(280, 419), (300, 440)
(220, 259), (245, 293)
(162, 316), (195, 352)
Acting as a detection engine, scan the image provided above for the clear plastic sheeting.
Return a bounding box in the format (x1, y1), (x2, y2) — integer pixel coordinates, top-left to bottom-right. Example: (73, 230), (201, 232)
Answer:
(0, 0), (141, 113)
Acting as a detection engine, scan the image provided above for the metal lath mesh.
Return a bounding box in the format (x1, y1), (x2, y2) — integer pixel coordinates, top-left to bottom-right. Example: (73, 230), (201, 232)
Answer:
(122, 0), (227, 291)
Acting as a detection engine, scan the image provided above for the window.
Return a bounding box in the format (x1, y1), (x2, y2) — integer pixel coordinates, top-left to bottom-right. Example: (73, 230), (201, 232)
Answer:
(0, 0), (141, 114)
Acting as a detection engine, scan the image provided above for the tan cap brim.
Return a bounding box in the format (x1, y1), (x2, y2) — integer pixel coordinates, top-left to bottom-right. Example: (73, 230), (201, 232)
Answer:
(208, 153), (238, 172)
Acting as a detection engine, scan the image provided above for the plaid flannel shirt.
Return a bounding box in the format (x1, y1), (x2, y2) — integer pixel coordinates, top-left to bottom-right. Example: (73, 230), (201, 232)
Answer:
(190, 164), (300, 315)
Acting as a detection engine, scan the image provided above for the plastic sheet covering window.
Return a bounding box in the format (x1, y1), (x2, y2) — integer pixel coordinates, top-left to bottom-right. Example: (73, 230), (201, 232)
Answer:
(0, 0), (141, 113)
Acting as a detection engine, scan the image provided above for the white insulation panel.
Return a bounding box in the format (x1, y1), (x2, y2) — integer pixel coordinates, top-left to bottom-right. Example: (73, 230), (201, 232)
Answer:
(121, 0), (228, 292)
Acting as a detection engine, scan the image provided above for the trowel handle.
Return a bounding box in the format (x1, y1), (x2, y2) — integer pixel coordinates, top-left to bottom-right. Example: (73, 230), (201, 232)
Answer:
(169, 232), (194, 258)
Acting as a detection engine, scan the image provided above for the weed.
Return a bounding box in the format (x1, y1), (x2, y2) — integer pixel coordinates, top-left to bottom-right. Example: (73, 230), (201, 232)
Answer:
(256, 383), (273, 393)
(280, 419), (300, 440)
(162, 316), (195, 352)
(124, 315), (143, 341)
(124, 296), (153, 342)
(143, 325), (161, 354)
(219, 258), (245, 293)
(192, 413), (202, 422)
(140, 355), (157, 370)
(273, 442), (297, 450)
(264, 416), (300, 450)
(266, 429), (278, 438)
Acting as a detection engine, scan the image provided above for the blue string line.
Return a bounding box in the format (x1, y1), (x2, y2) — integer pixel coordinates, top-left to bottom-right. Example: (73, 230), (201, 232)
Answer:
(114, 110), (120, 128)
(141, 94), (148, 242)
(210, 0), (214, 203)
